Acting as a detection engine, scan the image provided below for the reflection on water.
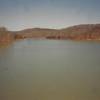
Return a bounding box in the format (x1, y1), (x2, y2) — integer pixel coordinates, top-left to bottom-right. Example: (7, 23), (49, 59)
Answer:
(0, 40), (100, 100)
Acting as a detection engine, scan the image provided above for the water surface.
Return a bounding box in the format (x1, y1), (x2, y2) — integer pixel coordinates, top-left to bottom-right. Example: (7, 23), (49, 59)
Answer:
(0, 40), (100, 100)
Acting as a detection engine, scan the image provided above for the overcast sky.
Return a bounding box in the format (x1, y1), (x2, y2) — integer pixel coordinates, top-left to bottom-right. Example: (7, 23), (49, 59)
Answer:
(0, 0), (100, 31)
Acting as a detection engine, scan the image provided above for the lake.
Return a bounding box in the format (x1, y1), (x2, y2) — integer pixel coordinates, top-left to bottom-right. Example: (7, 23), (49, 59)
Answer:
(0, 40), (100, 100)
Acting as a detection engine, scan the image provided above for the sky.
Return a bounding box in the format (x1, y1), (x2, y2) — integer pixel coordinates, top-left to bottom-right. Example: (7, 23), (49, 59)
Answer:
(0, 0), (100, 31)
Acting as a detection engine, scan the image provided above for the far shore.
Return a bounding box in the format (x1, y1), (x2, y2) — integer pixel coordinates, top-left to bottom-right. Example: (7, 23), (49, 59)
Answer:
(0, 38), (100, 48)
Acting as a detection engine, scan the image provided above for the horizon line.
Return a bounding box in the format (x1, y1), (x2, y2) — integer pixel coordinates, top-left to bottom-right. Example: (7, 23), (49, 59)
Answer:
(0, 23), (100, 32)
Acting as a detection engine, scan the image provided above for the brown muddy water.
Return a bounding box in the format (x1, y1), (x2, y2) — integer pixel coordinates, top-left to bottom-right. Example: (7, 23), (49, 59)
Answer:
(0, 40), (100, 100)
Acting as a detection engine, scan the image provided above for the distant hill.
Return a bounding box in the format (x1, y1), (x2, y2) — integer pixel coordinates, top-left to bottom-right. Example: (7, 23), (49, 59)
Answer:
(14, 24), (100, 40)
(14, 28), (58, 39)
(59, 24), (100, 40)
(61, 24), (100, 33)
(0, 24), (100, 43)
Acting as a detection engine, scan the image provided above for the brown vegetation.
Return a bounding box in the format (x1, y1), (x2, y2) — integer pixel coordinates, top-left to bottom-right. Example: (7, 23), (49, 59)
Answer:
(0, 27), (14, 44)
